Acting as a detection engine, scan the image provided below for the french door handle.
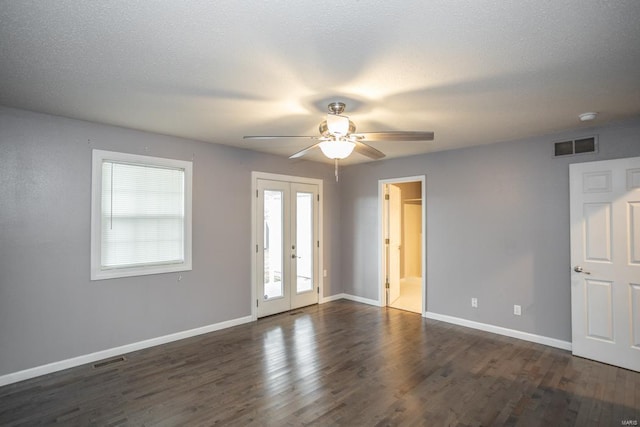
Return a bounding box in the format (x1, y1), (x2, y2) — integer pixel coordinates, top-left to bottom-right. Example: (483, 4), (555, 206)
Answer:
(573, 265), (591, 275)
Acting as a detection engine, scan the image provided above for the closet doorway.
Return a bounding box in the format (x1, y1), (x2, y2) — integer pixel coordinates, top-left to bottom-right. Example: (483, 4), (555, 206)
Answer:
(380, 176), (425, 314)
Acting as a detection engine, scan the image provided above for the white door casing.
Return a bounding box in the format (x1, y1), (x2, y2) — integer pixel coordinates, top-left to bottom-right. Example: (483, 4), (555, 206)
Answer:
(379, 176), (427, 315)
(254, 174), (320, 318)
(570, 156), (640, 372)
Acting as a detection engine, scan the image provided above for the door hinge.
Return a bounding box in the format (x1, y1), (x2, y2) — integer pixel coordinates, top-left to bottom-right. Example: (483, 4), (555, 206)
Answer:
(256, 299), (259, 307)
(385, 238), (390, 244)
(256, 189), (259, 198)
(317, 287), (319, 294)
(256, 244), (259, 253)
(385, 194), (389, 200)
(317, 240), (320, 248)
(385, 279), (390, 289)
(317, 194), (320, 202)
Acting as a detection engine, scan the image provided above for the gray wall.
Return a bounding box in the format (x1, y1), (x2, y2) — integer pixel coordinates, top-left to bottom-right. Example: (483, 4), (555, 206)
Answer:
(2, 103), (639, 377)
(0, 106), (341, 376)
(339, 118), (640, 342)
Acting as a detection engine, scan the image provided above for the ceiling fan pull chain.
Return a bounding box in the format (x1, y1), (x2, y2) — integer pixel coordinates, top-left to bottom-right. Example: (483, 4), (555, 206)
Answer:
(335, 158), (339, 182)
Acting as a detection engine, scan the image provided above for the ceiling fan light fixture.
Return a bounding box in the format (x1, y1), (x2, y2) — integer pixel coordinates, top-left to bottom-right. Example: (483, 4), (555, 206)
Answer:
(319, 139), (355, 159)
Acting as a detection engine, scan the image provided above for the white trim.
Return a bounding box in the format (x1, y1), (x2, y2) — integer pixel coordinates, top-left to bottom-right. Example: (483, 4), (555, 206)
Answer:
(320, 293), (346, 303)
(333, 294), (571, 354)
(0, 315), (254, 387)
(250, 171), (324, 320)
(378, 175), (427, 312)
(341, 293), (381, 307)
(424, 311), (572, 351)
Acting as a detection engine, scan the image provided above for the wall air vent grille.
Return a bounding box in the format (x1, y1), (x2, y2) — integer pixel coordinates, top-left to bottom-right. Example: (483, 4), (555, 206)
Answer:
(93, 356), (126, 368)
(554, 141), (574, 156)
(554, 136), (598, 157)
(574, 137), (597, 154)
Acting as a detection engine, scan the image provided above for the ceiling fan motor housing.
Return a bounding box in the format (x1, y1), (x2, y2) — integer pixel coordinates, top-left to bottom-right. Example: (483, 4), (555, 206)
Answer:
(319, 117), (356, 137)
(320, 102), (356, 137)
(327, 102), (346, 115)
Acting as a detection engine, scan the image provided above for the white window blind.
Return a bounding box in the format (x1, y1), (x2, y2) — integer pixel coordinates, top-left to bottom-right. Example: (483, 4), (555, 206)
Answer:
(101, 161), (185, 268)
(91, 150), (192, 280)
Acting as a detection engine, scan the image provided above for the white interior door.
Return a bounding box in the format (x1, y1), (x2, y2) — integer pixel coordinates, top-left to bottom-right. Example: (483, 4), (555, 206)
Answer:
(257, 179), (319, 318)
(387, 184), (401, 305)
(570, 156), (640, 372)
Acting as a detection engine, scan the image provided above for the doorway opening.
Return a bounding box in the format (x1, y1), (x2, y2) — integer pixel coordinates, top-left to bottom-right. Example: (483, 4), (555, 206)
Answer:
(380, 176), (426, 314)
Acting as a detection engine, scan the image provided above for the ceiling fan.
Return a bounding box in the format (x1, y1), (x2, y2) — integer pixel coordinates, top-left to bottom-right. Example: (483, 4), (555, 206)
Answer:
(243, 102), (435, 161)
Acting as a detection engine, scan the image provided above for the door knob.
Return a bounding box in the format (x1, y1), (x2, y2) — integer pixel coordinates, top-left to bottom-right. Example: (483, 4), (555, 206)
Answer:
(573, 266), (591, 275)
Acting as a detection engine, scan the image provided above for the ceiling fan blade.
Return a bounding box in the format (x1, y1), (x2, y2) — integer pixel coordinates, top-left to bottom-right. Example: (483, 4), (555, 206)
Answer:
(289, 142), (322, 159)
(353, 141), (385, 160)
(353, 131), (434, 141)
(243, 135), (318, 140)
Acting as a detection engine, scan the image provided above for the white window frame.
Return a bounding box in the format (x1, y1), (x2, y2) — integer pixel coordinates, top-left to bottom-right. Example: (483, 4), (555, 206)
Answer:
(90, 149), (193, 280)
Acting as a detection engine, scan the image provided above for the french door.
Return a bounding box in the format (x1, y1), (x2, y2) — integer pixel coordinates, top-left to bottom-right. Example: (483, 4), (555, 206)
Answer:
(256, 178), (319, 318)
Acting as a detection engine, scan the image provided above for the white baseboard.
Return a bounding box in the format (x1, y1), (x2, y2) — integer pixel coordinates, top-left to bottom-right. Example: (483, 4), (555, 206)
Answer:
(341, 293), (382, 307)
(424, 311), (572, 351)
(0, 315), (254, 387)
(1, 302), (572, 387)
(320, 293), (346, 303)
(336, 296), (570, 351)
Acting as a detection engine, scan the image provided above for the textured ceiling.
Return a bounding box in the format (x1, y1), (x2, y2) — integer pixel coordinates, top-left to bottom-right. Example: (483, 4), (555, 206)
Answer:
(1, 0), (639, 164)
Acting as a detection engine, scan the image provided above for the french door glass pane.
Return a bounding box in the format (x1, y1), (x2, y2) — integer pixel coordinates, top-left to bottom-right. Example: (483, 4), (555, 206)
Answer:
(264, 190), (283, 300)
(296, 192), (313, 293)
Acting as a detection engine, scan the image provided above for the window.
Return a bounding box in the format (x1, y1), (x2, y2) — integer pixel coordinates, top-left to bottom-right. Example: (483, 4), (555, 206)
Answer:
(91, 150), (192, 280)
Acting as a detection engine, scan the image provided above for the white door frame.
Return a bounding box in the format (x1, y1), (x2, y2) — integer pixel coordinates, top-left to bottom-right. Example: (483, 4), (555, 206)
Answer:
(251, 171), (324, 320)
(378, 175), (427, 315)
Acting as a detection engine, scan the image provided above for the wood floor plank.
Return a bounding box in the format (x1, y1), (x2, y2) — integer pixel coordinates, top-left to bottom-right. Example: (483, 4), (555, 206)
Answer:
(1, 300), (638, 426)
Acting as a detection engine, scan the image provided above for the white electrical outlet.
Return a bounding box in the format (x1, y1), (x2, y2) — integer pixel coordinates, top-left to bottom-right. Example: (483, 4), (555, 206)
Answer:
(514, 305), (521, 316)
(471, 298), (478, 308)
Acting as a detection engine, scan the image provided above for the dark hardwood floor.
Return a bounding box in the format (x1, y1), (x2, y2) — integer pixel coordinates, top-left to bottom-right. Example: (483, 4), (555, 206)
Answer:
(1, 300), (638, 426)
